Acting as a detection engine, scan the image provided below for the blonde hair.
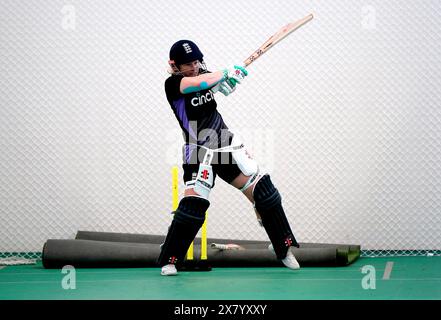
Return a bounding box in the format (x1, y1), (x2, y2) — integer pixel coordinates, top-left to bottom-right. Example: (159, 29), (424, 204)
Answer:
(167, 60), (206, 75)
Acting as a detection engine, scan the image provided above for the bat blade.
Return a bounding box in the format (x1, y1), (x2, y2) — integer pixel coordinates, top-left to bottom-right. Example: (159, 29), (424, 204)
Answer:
(243, 13), (313, 67)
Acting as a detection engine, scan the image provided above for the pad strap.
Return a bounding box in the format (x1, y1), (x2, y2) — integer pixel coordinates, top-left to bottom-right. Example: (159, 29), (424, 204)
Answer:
(240, 169), (260, 192)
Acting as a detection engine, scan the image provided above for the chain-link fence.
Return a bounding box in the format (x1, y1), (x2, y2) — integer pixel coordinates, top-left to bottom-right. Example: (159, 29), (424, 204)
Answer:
(1, 1), (441, 260)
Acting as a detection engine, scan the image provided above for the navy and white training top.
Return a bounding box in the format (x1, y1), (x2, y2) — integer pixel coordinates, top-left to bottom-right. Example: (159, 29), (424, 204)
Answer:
(164, 71), (234, 162)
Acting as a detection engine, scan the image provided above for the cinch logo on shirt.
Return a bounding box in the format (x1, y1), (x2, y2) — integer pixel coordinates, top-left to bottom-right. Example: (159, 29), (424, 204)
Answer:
(191, 91), (214, 107)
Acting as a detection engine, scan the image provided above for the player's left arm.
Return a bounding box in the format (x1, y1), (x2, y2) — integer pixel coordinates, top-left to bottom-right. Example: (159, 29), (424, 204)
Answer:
(180, 65), (248, 94)
(180, 71), (225, 94)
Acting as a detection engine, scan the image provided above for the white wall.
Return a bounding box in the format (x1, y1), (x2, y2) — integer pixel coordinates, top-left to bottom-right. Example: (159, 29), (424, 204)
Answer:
(1, 0), (441, 253)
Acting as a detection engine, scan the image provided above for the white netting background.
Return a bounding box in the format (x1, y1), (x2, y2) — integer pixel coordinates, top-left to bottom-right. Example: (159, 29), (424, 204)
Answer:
(1, 0), (441, 259)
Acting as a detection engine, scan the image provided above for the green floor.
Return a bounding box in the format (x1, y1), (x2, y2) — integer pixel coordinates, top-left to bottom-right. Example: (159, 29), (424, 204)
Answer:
(0, 257), (440, 300)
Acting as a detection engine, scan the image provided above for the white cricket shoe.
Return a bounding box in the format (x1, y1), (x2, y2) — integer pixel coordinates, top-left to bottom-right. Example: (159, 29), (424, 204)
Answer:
(268, 244), (300, 270)
(161, 264), (178, 276)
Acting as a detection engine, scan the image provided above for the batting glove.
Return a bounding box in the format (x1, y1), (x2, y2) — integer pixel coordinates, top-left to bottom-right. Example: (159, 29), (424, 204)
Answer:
(223, 65), (248, 87)
(211, 81), (237, 96)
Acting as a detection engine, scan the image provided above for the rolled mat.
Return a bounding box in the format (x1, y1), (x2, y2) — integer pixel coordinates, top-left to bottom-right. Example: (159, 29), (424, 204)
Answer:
(43, 238), (360, 269)
(75, 231), (267, 246)
(76, 230), (359, 249)
(75, 230), (360, 265)
(42, 240), (161, 269)
(76, 231), (166, 244)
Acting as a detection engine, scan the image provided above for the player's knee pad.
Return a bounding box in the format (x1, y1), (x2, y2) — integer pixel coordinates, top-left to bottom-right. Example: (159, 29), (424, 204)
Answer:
(253, 174), (281, 210)
(157, 196), (210, 267)
(253, 174), (299, 259)
(173, 196), (209, 226)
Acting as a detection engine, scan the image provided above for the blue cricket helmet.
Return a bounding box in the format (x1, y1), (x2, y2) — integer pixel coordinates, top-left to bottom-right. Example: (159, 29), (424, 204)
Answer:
(169, 40), (204, 66)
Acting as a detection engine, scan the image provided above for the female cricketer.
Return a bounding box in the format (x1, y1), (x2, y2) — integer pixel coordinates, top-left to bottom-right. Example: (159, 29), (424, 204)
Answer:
(158, 40), (300, 275)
